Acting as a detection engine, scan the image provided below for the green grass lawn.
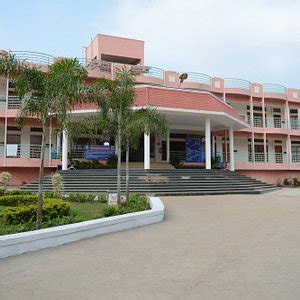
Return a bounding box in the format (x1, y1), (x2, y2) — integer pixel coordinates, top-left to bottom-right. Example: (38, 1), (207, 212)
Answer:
(0, 202), (107, 236)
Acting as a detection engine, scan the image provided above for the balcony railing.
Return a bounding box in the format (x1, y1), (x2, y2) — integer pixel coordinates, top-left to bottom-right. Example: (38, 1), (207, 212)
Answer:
(0, 96), (22, 110)
(263, 83), (286, 95)
(235, 152), (288, 163)
(142, 66), (164, 80)
(253, 117), (263, 127)
(290, 119), (300, 130)
(1, 144), (61, 159)
(224, 78), (251, 91)
(266, 117), (288, 129)
(184, 72), (211, 86)
(292, 154), (300, 163)
(11, 51), (54, 65)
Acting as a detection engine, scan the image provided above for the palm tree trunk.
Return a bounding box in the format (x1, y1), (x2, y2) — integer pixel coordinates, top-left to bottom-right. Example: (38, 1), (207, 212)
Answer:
(36, 122), (46, 229)
(125, 140), (130, 203)
(116, 124), (122, 206)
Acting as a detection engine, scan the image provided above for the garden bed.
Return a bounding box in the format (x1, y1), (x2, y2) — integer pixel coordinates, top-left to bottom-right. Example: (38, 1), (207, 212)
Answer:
(0, 191), (150, 236)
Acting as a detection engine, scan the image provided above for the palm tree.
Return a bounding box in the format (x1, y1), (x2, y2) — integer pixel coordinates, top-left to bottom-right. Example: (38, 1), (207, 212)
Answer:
(123, 108), (168, 201)
(14, 58), (87, 229)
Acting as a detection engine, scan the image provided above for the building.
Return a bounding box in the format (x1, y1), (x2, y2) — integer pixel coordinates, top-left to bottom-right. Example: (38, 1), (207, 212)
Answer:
(1, 34), (300, 185)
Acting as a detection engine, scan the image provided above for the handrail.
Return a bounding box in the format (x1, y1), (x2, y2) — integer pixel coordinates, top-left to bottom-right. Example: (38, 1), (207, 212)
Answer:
(224, 78), (251, 90)
(184, 72), (211, 85)
(263, 83), (286, 94)
(3, 51), (297, 94)
(11, 51), (54, 65)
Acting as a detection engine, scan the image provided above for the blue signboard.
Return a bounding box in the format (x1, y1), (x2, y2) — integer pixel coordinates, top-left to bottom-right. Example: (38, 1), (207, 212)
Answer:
(185, 138), (205, 163)
(84, 145), (115, 161)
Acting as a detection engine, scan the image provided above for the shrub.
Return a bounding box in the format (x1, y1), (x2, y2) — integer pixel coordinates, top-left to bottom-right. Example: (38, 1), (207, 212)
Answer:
(293, 178), (300, 187)
(0, 194), (38, 206)
(51, 173), (64, 198)
(73, 160), (110, 170)
(6, 190), (34, 196)
(107, 154), (118, 168)
(62, 193), (106, 203)
(1, 199), (71, 225)
(102, 194), (149, 217)
(126, 193), (149, 212)
(44, 191), (55, 198)
(283, 178), (293, 186)
(1, 172), (12, 192)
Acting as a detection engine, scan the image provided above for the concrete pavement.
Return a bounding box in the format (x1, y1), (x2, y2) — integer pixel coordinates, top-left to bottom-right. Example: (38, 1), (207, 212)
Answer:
(1, 191), (300, 299)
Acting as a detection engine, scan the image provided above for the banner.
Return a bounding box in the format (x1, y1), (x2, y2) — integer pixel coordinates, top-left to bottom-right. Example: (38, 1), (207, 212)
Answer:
(84, 145), (115, 161)
(185, 138), (205, 163)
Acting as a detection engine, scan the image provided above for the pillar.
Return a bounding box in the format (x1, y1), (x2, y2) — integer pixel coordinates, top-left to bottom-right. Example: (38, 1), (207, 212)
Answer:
(48, 121), (52, 166)
(229, 127), (235, 171)
(205, 118), (211, 169)
(62, 130), (68, 170)
(3, 78), (9, 166)
(144, 132), (150, 170)
(166, 131), (170, 163)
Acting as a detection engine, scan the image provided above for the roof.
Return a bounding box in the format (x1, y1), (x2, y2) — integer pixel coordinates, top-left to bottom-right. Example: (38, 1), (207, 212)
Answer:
(134, 86), (245, 123)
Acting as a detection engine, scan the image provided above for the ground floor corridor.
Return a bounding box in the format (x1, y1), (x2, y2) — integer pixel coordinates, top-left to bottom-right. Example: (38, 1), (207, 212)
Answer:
(1, 190), (300, 299)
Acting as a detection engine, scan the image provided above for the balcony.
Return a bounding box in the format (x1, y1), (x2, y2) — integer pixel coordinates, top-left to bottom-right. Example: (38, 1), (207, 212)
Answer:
(224, 78), (251, 95)
(290, 119), (300, 130)
(2, 144), (61, 159)
(0, 96), (22, 110)
(239, 115), (251, 124)
(11, 51), (54, 65)
(235, 152), (288, 164)
(253, 117), (263, 127)
(263, 83), (286, 99)
(266, 117), (288, 129)
(183, 72), (211, 87)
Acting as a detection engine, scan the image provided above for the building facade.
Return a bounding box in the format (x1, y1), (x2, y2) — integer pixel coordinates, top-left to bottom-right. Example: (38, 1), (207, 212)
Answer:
(1, 34), (300, 185)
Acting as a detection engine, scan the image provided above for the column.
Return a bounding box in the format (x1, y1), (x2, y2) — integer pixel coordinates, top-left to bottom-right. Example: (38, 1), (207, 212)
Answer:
(62, 130), (68, 170)
(144, 132), (150, 170)
(166, 131), (170, 163)
(3, 78), (9, 166)
(48, 121), (52, 167)
(229, 127), (235, 171)
(287, 135), (292, 165)
(285, 101), (290, 129)
(205, 117), (211, 169)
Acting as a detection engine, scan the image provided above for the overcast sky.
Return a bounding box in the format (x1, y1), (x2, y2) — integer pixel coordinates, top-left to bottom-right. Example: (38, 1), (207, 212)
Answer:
(1, 0), (300, 88)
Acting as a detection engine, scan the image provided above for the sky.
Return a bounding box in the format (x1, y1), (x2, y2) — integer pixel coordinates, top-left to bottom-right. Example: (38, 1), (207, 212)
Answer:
(1, 0), (300, 88)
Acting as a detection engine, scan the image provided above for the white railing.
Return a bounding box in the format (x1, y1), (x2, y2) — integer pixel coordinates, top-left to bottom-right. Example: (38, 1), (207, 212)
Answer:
(264, 83), (286, 94)
(290, 119), (300, 130)
(142, 66), (164, 80)
(224, 78), (251, 91)
(235, 152), (288, 163)
(266, 117), (288, 129)
(184, 72), (211, 86)
(292, 154), (300, 163)
(11, 51), (54, 65)
(253, 117), (263, 127)
(2, 144), (61, 159)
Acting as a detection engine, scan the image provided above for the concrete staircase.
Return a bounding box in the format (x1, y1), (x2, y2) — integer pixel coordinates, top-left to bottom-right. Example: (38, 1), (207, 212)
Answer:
(121, 162), (174, 169)
(23, 169), (279, 196)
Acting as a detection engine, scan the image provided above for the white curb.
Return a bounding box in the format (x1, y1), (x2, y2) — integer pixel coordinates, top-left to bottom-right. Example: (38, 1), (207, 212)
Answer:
(0, 197), (164, 259)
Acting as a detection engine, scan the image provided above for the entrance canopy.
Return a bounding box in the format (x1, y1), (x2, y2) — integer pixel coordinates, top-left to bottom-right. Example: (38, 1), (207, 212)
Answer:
(134, 85), (248, 131)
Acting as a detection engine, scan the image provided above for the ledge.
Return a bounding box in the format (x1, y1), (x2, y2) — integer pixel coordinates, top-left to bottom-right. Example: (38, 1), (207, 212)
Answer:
(0, 197), (164, 259)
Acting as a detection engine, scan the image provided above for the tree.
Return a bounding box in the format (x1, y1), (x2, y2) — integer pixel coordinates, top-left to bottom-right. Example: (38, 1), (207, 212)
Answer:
(123, 108), (168, 201)
(14, 58), (87, 229)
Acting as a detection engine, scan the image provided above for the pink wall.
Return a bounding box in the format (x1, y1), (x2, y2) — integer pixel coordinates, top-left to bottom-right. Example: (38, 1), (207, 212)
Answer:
(238, 170), (300, 185)
(86, 34), (144, 65)
(0, 167), (56, 186)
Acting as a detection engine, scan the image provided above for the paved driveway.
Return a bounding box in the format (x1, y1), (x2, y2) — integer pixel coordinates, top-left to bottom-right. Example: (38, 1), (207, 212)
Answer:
(1, 190), (300, 299)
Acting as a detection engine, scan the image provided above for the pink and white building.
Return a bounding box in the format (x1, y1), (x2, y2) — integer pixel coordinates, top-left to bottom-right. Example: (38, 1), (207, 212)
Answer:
(1, 34), (300, 185)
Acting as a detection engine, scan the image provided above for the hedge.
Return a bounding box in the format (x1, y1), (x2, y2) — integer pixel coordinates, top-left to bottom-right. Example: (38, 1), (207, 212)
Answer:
(0, 195), (38, 206)
(1, 199), (71, 225)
